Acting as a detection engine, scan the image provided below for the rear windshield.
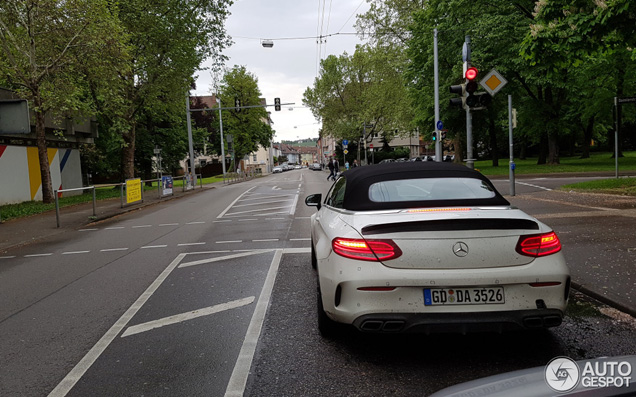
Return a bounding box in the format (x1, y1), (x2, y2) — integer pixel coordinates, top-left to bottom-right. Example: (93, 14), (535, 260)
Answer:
(368, 177), (496, 203)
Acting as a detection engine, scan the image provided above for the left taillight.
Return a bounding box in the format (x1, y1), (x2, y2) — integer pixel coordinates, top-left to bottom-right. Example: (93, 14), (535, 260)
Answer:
(332, 238), (402, 261)
(516, 232), (562, 257)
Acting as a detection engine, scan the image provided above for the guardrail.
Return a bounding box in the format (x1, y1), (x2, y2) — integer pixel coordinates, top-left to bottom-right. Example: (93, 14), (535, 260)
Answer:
(53, 174), (205, 227)
(54, 186), (97, 228)
(223, 169), (261, 184)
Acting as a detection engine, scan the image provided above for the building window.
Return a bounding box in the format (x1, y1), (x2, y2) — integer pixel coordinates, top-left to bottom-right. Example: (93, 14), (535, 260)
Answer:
(253, 154), (257, 161)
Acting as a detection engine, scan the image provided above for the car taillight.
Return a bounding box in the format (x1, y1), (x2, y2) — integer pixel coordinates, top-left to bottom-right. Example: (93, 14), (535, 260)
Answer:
(332, 238), (402, 261)
(516, 232), (562, 257)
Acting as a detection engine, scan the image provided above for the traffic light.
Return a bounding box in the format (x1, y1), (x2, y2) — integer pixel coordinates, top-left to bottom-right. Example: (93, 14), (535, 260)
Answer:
(464, 67), (492, 109)
(449, 84), (466, 108)
(432, 131), (437, 142)
(274, 97), (281, 111)
(441, 130), (446, 140)
(235, 98), (241, 112)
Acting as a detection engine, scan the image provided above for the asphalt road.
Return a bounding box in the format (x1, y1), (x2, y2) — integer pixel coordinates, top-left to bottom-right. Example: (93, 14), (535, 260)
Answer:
(0, 168), (634, 396)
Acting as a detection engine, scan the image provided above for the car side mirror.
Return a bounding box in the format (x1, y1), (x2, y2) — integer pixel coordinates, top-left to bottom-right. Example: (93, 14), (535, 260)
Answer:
(305, 194), (322, 210)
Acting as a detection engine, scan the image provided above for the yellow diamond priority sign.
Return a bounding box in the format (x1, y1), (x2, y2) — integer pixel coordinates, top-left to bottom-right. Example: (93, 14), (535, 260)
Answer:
(480, 69), (507, 96)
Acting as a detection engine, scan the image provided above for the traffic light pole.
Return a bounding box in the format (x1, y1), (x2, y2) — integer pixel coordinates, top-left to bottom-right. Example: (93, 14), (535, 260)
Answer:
(434, 28), (441, 162)
(464, 36), (475, 170)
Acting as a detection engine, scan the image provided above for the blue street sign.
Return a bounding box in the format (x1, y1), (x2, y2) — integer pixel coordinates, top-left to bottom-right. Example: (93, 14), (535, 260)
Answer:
(436, 120), (443, 130)
(342, 139), (349, 146)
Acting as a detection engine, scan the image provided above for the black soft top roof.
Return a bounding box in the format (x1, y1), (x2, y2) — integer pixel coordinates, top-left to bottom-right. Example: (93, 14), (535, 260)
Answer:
(340, 161), (510, 211)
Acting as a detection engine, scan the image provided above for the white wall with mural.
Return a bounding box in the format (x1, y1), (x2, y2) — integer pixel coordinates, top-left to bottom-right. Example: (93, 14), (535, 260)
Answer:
(0, 145), (83, 205)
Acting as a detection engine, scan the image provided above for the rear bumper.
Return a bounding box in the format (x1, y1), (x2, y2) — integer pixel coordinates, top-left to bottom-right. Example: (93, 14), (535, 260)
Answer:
(352, 309), (564, 334)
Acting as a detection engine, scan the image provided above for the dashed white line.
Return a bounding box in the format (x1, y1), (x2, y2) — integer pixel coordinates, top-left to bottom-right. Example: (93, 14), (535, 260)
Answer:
(105, 227), (124, 230)
(62, 251), (91, 255)
(186, 221), (205, 225)
(0, 256), (16, 259)
(213, 220), (232, 223)
(290, 238), (310, 241)
(132, 225), (152, 228)
(238, 219), (258, 222)
(79, 228), (98, 232)
(216, 240), (242, 244)
(159, 223), (179, 227)
(177, 242), (206, 247)
(265, 217), (285, 220)
(252, 239), (279, 242)
(141, 245), (168, 249)
(100, 248), (129, 252)
(24, 253), (53, 257)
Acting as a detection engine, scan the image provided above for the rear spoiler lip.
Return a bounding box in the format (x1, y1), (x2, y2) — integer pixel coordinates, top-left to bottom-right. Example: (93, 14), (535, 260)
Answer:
(361, 218), (540, 236)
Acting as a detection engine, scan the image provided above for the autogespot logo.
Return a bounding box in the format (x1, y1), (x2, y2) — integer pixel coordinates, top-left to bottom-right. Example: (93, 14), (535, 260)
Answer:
(545, 357), (580, 392)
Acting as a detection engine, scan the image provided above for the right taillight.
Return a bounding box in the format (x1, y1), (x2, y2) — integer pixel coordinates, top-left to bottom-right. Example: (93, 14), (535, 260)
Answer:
(516, 232), (562, 257)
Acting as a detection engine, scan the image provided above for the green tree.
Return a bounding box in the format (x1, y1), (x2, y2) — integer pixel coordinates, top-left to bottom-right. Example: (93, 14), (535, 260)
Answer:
(303, 44), (413, 144)
(217, 66), (274, 164)
(0, 0), (124, 203)
(109, 0), (233, 180)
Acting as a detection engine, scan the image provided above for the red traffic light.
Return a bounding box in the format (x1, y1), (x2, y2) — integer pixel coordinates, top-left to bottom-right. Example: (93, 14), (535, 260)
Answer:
(465, 67), (478, 81)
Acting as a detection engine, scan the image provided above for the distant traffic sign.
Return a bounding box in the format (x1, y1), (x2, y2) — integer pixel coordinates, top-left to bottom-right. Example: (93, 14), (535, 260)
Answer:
(342, 139), (349, 146)
(480, 69), (507, 96)
(436, 120), (443, 130)
(618, 97), (636, 104)
(344, 149), (349, 154)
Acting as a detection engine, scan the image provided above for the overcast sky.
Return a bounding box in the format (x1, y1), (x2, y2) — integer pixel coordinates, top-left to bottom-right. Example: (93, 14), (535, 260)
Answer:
(193, 0), (370, 142)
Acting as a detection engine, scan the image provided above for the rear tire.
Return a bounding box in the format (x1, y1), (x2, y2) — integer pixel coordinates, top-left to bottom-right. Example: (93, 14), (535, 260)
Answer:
(311, 242), (317, 270)
(317, 283), (339, 337)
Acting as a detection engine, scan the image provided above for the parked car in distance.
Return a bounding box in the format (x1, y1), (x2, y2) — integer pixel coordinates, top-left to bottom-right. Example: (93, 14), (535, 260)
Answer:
(378, 159), (395, 164)
(272, 166), (283, 173)
(305, 162), (569, 336)
(311, 163), (322, 170)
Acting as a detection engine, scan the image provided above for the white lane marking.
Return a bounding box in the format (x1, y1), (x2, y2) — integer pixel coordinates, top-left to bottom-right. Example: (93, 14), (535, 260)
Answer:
(224, 206), (291, 217)
(0, 256), (16, 259)
(213, 220), (232, 223)
(132, 225), (152, 229)
(105, 227), (124, 230)
(79, 229), (98, 232)
(178, 250), (273, 268)
(62, 251), (91, 255)
(141, 245), (168, 249)
(186, 221), (205, 225)
(238, 219), (258, 222)
(232, 200), (293, 208)
(159, 223), (179, 227)
(282, 247), (311, 254)
(218, 187), (256, 218)
(252, 239), (279, 242)
(49, 253), (188, 397)
(290, 238), (310, 241)
(265, 217), (285, 220)
(225, 249), (283, 397)
(100, 248), (129, 252)
(121, 297), (255, 338)
(295, 217), (311, 219)
(216, 240), (242, 244)
(516, 181), (553, 191)
(238, 194), (294, 201)
(272, 186), (281, 190)
(177, 242), (206, 247)
(289, 193), (299, 215)
(24, 253), (53, 257)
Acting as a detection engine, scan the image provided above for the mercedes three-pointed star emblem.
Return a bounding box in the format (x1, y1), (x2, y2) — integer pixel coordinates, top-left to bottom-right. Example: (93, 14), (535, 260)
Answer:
(453, 242), (469, 257)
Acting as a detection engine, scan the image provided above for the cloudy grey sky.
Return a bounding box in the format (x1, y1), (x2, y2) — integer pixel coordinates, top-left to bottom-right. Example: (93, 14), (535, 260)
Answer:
(193, 0), (369, 142)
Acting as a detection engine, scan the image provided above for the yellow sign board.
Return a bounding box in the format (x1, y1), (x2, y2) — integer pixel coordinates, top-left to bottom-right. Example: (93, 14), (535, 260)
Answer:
(126, 178), (142, 204)
(344, 149), (349, 154)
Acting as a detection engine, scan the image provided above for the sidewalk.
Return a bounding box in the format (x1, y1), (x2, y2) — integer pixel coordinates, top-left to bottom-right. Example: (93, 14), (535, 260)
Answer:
(0, 183), (218, 253)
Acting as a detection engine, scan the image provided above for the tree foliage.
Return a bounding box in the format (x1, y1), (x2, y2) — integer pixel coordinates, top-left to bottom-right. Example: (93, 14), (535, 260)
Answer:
(303, 44), (413, 144)
(0, 0), (124, 202)
(217, 66), (274, 164)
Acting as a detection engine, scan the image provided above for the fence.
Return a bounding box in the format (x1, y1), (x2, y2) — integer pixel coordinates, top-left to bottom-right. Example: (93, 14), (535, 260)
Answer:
(53, 174), (203, 227)
(223, 168), (261, 184)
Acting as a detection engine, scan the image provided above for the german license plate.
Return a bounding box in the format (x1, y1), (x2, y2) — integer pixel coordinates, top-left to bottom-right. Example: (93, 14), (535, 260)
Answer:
(424, 287), (505, 306)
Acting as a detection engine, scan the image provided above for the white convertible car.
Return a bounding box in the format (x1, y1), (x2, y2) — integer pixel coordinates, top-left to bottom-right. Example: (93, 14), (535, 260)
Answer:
(305, 162), (570, 336)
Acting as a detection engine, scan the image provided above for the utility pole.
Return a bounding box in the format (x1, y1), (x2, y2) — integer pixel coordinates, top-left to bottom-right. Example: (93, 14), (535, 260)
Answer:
(185, 94), (197, 185)
(464, 36), (475, 170)
(217, 97), (227, 177)
(434, 28), (441, 161)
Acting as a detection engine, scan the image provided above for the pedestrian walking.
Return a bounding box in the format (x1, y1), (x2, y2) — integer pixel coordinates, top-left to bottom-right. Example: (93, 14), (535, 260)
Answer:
(327, 157), (338, 181)
(352, 160), (358, 168)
